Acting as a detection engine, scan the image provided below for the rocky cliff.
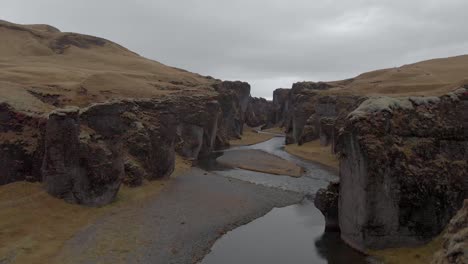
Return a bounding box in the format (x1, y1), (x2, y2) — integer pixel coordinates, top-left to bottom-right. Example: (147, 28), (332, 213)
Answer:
(336, 87), (468, 250)
(283, 82), (364, 146)
(314, 181), (340, 231)
(213, 81), (251, 146)
(271, 88), (290, 127)
(245, 97), (274, 128)
(432, 199), (468, 264)
(0, 20), (253, 206)
(0, 103), (46, 185)
(2, 82), (250, 206)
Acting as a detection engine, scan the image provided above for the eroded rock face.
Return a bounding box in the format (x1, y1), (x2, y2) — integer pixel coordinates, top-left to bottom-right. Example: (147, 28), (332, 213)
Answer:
(42, 108), (124, 206)
(0, 103), (45, 184)
(284, 82), (363, 146)
(337, 88), (468, 251)
(41, 93), (224, 205)
(314, 181), (340, 231)
(214, 81), (251, 146)
(245, 97), (274, 128)
(319, 117), (335, 146)
(271, 88), (290, 127)
(285, 83), (320, 144)
(432, 199), (468, 264)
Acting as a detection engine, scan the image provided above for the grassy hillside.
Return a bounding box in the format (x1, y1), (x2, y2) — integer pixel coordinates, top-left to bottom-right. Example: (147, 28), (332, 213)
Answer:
(325, 55), (468, 96)
(0, 20), (217, 114)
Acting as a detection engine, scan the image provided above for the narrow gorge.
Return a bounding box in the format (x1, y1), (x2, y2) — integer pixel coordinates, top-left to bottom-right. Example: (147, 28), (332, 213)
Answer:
(0, 19), (467, 264)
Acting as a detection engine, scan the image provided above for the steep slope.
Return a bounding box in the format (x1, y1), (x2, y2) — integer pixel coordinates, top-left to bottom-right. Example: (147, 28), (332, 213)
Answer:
(0, 20), (252, 206)
(0, 20), (217, 114)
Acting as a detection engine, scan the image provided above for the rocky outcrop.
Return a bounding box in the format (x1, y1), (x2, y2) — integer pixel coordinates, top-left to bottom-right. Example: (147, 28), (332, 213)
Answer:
(432, 199), (468, 264)
(2, 85), (251, 205)
(271, 88), (290, 127)
(42, 107), (125, 206)
(314, 181), (340, 231)
(245, 97), (274, 128)
(285, 82), (322, 144)
(0, 20), (255, 206)
(0, 103), (45, 185)
(337, 88), (468, 251)
(284, 81), (363, 145)
(214, 81), (251, 147)
(319, 117), (335, 146)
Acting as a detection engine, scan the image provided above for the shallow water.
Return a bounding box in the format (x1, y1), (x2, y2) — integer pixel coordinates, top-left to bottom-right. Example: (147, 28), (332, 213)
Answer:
(198, 136), (369, 264)
(201, 200), (367, 264)
(198, 136), (338, 195)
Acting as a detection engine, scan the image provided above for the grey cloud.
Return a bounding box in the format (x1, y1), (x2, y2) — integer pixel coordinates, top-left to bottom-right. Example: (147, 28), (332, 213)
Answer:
(2, 0), (468, 98)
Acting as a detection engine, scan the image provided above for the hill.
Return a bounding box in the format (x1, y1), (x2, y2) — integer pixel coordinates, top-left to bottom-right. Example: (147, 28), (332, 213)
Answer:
(325, 55), (468, 96)
(0, 20), (217, 114)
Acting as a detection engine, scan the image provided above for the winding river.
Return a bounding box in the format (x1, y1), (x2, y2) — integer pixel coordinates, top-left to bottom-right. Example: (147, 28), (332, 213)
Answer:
(198, 135), (369, 264)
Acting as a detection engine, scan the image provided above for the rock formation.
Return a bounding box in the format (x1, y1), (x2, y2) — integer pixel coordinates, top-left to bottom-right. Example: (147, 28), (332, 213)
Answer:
(245, 97), (274, 128)
(42, 107), (125, 206)
(432, 199), (468, 264)
(0, 103), (45, 185)
(39, 88), (258, 206)
(271, 88), (290, 127)
(314, 181), (340, 231)
(336, 88), (468, 251)
(284, 81), (364, 146)
(0, 20), (254, 206)
(214, 81), (251, 147)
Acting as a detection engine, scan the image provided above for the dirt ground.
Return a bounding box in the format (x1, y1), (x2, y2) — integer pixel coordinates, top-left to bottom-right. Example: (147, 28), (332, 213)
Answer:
(51, 168), (302, 264)
(217, 149), (303, 177)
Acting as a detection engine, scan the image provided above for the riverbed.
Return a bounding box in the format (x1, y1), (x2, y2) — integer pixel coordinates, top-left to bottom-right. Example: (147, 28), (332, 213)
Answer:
(50, 135), (368, 264)
(199, 136), (368, 264)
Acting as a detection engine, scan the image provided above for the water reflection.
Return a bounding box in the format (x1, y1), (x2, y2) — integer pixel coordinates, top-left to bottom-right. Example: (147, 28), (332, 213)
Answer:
(200, 200), (368, 264)
(198, 136), (368, 264)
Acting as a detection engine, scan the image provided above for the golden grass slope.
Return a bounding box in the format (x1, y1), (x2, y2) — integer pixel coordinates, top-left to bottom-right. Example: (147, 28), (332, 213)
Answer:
(0, 20), (217, 114)
(324, 55), (468, 97)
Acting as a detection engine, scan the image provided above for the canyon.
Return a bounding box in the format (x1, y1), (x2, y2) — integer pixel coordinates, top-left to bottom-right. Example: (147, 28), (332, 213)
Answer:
(0, 19), (467, 264)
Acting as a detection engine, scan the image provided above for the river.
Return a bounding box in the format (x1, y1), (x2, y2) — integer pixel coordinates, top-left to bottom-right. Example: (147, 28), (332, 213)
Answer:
(198, 135), (369, 264)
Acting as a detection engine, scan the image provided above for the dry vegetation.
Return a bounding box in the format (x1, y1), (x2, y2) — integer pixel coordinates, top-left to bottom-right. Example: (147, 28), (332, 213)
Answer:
(0, 20), (217, 114)
(229, 126), (279, 146)
(285, 140), (339, 170)
(323, 55), (468, 97)
(370, 234), (444, 264)
(0, 156), (191, 264)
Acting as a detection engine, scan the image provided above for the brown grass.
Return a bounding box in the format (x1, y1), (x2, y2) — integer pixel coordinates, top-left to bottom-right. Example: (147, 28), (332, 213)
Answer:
(230, 126), (277, 146)
(0, 20), (216, 114)
(370, 235), (443, 264)
(0, 156), (191, 264)
(284, 140), (339, 170)
(324, 55), (468, 97)
(262, 127), (286, 135)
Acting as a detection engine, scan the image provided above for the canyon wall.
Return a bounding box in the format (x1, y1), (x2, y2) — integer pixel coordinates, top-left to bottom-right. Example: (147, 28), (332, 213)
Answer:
(0, 103), (45, 185)
(213, 81), (251, 147)
(1, 81), (251, 206)
(271, 88), (290, 127)
(337, 88), (468, 250)
(245, 97), (274, 128)
(280, 82), (364, 146)
(432, 199), (468, 264)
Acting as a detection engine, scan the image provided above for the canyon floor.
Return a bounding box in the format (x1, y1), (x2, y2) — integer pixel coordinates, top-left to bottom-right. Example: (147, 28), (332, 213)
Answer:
(0, 134), (307, 264)
(52, 168), (302, 264)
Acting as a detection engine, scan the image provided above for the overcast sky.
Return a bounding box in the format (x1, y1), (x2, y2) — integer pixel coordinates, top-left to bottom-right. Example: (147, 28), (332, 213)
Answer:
(2, 0), (468, 98)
